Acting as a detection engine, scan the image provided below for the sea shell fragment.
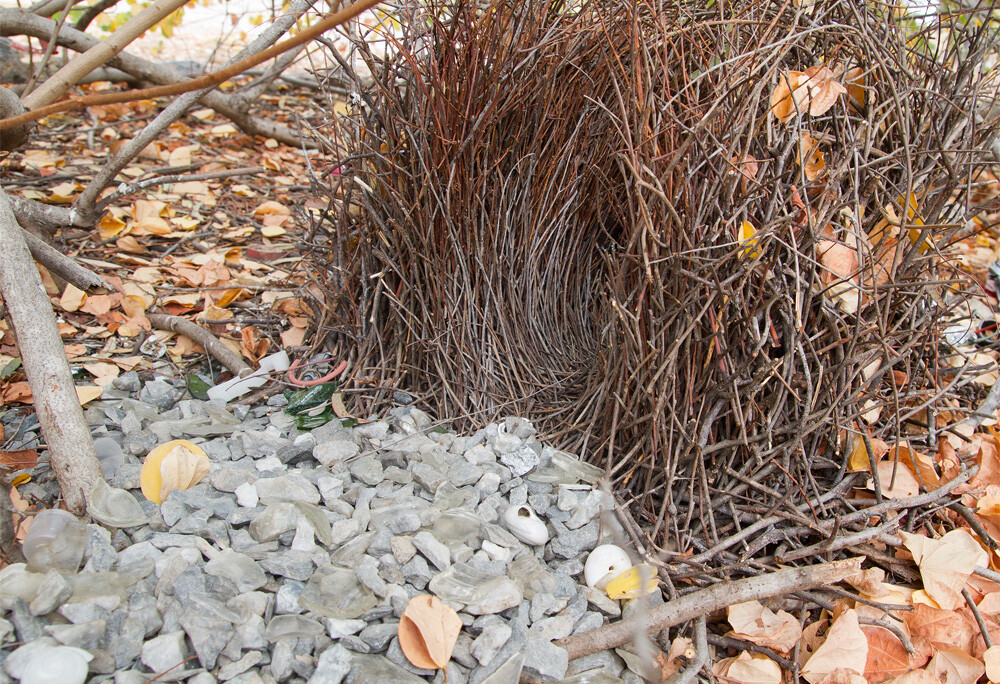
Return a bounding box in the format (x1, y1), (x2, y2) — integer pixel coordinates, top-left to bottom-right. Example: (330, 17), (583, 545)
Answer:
(503, 504), (549, 545)
(584, 544), (633, 590)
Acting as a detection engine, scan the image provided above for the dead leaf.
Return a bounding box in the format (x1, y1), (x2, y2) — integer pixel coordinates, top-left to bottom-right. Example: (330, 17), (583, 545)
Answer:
(727, 600), (802, 653)
(60, 284), (87, 312)
(799, 132), (826, 181)
(927, 647), (984, 684)
(80, 293), (120, 316)
(984, 645), (1000, 682)
(737, 220), (761, 259)
(845, 67), (866, 112)
(903, 603), (978, 655)
(83, 362), (120, 387)
(0, 449), (38, 471)
(140, 440), (210, 504)
(656, 637), (694, 680)
(873, 460), (920, 499)
(771, 66), (847, 122)
(76, 385), (104, 405)
(862, 626), (920, 682)
(901, 529), (987, 610)
(818, 669), (867, 684)
(883, 672), (939, 684)
(816, 225), (859, 287)
(240, 327), (269, 364)
(398, 594), (462, 670)
(712, 651), (782, 684)
(848, 434), (889, 473)
(801, 609), (867, 684)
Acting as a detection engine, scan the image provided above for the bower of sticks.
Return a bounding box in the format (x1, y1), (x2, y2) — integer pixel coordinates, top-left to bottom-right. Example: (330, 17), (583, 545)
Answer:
(306, 0), (999, 577)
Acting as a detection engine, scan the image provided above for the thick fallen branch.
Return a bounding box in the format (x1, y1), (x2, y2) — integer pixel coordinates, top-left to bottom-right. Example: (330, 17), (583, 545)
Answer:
(556, 557), (863, 661)
(147, 313), (251, 376)
(22, 230), (113, 292)
(0, 187), (104, 514)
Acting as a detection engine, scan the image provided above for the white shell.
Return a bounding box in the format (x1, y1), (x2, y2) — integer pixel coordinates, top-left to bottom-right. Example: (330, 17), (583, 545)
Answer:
(584, 544), (633, 589)
(22, 646), (91, 684)
(503, 504), (549, 545)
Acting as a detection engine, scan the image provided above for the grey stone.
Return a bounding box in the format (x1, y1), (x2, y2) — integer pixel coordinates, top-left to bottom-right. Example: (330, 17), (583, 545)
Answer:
(499, 445), (539, 477)
(314, 440), (359, 467)
(327, 618), (366, 639)
(410, 463), (446, 493)
(387, 513), (421, 535)
(565, 650), (626, 678)
(383, 466), (412, 484)
(345, 654), (426, 684)
(354, 555), (388, 597)
(259, 550), (315, 581)
(142, 630), (190, 674)
(550, 520), (600, 559)
(470, 622), (512, 666)
(391, 537), (417, 565)
(385, 637), (436, 678)
(329, 518), (362, 546)
(249, 503), (301, 542)
(45, 618), (105, 650)
(218, 651), (263, 681)
(275, 580), (306, 614)
(108, 614), (145, 669)
(211, 465), (256, 493)
(139, 379), (177, 410)
(523, 638), (569, 680)
(180, 609), (233, 669)
(584, 587), (621, 617)
(573, 611), (605, 634)
(311, 643), (352, 684)
(241, 430), (289, 459)
(114, 371), (142, 392)
(256, 473), (321, 505)
(529, 614), (575, 641)
(29, 570), (72, 616)
(358, 621), (399, 651)
(349, 455), (384, 485)
(412, 531), (451, 572)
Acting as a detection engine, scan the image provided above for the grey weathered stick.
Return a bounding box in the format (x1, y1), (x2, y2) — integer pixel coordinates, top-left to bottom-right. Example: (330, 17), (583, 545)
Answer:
(147, 313), (251, 376)
(556, 557), (863, 661)
(0, 187), (104, 513)
(22, 230), (113, 292)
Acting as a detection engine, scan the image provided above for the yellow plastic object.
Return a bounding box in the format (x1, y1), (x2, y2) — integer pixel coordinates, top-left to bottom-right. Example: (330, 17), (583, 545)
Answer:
(605, 564), (659, 600)
(140, 439), (209, 504)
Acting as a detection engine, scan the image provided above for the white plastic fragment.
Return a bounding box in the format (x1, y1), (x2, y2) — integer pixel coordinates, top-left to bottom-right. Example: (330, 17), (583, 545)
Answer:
(207, 350), (291, 402)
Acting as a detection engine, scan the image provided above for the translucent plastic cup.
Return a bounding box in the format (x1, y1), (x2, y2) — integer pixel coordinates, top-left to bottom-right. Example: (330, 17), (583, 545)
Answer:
(21, 508), (87, 573)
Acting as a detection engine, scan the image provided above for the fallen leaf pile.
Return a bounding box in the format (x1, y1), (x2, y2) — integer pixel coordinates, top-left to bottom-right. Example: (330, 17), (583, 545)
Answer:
(0, 81), (334, 410)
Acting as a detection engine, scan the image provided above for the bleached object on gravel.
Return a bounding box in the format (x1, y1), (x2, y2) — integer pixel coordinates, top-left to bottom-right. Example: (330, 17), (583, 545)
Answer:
(207, 350), (290, 402)
(22, 646), (92, 684)
(503, 504), (549, 545)
(584, 544), (633, 590)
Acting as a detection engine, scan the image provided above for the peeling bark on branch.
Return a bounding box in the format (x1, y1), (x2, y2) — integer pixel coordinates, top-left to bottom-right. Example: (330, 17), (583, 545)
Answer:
(0, 188), (104, 514)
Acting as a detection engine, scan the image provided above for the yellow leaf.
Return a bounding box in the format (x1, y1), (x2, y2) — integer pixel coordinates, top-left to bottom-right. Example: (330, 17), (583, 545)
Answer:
(398, 595), (462, 670)
(83, 362), (120, 386)
(140, 440), (210, 504)
(605, 564), (658, 600)
(191, 109), (214, 121)
(737, 220), (761, 259)
(49, 181), (82, 204)
(261, 226), (287, 237)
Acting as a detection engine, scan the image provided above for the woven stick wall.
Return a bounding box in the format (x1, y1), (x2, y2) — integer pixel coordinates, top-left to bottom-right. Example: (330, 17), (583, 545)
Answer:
(312, 0), (999, 561)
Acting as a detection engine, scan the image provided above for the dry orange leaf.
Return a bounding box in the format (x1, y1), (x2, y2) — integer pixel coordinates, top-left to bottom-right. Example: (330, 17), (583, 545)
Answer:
(984, 645), (1000, 682)
(798, 132), (826, 181)
(727, 601), (802, 654)
(845, 67), (866, 112)
(80, 293), (119, 316)
(817, 669), (867, 684)
(771, 66), (847, 122)
(862, 626), (920, 682)
(903, 603), (978, 655)
(737, 220), (761, 259)
(398, 594), (461, 670)
(873, 459), (920, 499)
(848, 433), (889, 472)
(801, 609), (867, 684)
(900, 529), (987, 610)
